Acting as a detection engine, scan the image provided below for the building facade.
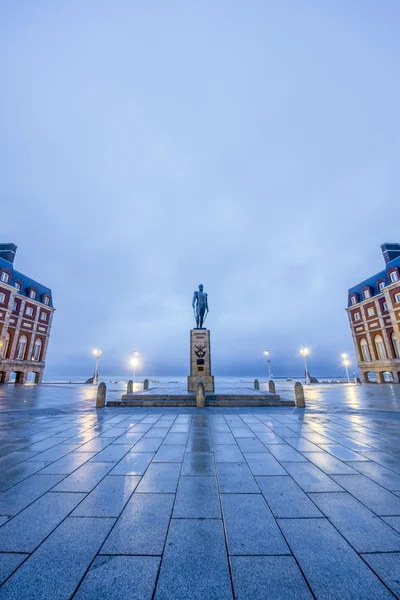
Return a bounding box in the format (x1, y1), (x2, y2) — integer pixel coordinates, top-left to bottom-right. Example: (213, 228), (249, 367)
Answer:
(347, 243), (400, 383)
(0, 243), (55, 384)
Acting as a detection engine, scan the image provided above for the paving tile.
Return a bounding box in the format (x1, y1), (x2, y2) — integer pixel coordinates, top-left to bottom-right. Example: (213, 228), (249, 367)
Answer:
(236, 437), (268, 453)
(244, 452), (286, 475)
(186, 436), (212, 452)
(282, 462), (343, 492)
(0, 516), (115, 600)
(0, 451), (39, 472)
(109, 452), (154, 475)
(265, 444), (308, 462)
(136, 463), (181, 493)
(72, 475), (140, 517)
(349, 461), (400, 491)
(26, 443), (83, 463)
(318, 444), (370, 462)
(231, 556), (313, 600)
(132, 438), (162, 452)
(301, 452), (357, 474)
(279, 518), (393, 599)
(155, 519), (232, 600)
(101, 493), (174, 555)
(109, 432), (144, 445)
(0, 553), (28, 586)
(310, 491), (400, 552)
(230, 427), (255, 438)
(216, 462), (260, 493)
(40, 451), (96, 475)
(0, 491), (86, 552)
(254, 432), (284, 444)
(383, 516), (400, 533)
(362, 553), (400, 598)
(0, 516), (9, 526)
(24, 438), (62, 452)
(74, 555), (160, 600)
(214, 445), (244, 462)
(222, 494), (289, 555)
(0, 461), (48, 491)
(0, 473), (64, 516)
(181, 452), (215, 476)
(73, 438), (113, 451)
(357, 451), (400, 472)
(287, 439), (322, 452)
(153, 444), (185, 463)
(332, 474), (400, 516)
(173, 476), (220, 518)
(211, 432), (236, 445)
(52, 461), (113, 492)
(163, 433), (188, 445)
(257, 476), (322, 518)
(90, 444), (133, 462)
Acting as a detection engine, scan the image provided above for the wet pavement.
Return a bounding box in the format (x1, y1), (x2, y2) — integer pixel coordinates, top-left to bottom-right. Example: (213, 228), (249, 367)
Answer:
(0, 382), (400, 598)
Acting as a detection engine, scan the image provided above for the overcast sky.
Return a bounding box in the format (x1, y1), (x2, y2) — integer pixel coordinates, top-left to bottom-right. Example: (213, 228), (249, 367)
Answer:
(1, 1), (399, 378)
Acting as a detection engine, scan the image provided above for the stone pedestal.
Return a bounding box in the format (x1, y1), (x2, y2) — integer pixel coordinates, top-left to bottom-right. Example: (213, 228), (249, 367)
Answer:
(187, 329), (215, 392)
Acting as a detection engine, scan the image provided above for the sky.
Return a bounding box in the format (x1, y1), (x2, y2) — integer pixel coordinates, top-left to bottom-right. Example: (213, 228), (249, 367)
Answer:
(1, 1), (400, 378)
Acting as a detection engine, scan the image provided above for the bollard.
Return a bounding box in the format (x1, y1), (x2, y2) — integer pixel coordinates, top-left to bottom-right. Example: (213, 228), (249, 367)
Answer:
(268, 380), (276, 394)
(294, 382), (306, 407)
(143, 378), (149, 390)
(127, 380), (133, 394)
(196, 382), (205, 408)
(254, 379), (260, 390)
(96, 382), (106, 408)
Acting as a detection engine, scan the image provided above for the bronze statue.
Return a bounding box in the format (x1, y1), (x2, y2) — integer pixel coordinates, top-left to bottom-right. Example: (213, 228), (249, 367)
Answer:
(192, 284), (209, 329)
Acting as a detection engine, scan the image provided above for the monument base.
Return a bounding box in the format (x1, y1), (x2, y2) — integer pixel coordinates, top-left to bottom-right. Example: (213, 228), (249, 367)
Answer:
(187, 375), (215, 393)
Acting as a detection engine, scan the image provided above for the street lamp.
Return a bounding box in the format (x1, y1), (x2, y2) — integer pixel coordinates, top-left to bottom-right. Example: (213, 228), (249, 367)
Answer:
(264, 350), (272, 380)
(341, 353), (350, 383)
(300, 348), (310, 385)
(93, 349), (102, 385)
(131, 351), (139, 382)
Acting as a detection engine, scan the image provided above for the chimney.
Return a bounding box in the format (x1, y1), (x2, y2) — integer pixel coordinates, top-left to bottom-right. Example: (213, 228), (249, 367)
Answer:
(0, 243), (17, 265)
(381, 243), (400, 265)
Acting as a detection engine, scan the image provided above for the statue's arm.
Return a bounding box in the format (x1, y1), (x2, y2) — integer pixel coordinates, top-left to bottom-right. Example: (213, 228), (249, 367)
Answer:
(205, 293), (209, 311)
(192, 291), (197, 308)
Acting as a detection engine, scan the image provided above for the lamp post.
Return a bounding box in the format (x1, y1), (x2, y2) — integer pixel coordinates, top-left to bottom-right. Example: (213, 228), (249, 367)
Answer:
(93, 349), (102, 385)
(264, 350), (272, 380)
(131, 351), (139, 382)
(341, 353), (350, 383)
(300, 348), (310, 385)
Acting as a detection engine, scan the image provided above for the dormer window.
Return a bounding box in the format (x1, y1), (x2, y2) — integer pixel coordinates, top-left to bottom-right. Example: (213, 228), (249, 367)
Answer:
(29, 290), (36, 300)
(390, 271), (399, 283)
(378, 281), (385, 292)
(363, 289), (371, 299)
(44, 297), (50, 306)
(15, 281), (21, 292)
(351, 297), (357, 305)
(0, 272), (9, 283)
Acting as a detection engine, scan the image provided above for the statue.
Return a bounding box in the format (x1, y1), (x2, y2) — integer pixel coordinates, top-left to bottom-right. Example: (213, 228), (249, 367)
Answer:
(192, 284), (209, 329)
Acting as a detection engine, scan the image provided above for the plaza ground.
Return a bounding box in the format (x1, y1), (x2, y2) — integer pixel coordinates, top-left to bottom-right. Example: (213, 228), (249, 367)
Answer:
(1, 382), (400, 598)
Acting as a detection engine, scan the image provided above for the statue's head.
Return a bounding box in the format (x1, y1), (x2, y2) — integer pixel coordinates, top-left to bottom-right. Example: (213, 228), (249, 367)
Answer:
(199, 284), (203, 292)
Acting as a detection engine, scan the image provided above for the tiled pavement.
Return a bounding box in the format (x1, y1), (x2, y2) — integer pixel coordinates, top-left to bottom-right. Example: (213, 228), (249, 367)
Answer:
(1, 386), (400, 597)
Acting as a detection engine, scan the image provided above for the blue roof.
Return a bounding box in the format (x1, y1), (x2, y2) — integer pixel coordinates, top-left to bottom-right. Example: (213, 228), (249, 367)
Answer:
(0, 256), (53, 307)
(348, 255), (400, 306)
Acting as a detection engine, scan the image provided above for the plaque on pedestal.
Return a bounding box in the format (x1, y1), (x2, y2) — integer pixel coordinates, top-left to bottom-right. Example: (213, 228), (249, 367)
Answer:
(187, 329), (215, 392)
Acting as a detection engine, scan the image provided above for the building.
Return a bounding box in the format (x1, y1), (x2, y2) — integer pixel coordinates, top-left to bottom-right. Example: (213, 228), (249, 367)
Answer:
(347, 243), (400, 383)
(0, 243), (55, 384)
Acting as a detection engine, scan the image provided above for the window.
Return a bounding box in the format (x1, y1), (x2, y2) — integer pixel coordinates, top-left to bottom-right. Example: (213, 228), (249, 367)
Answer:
(1, 272), (9, 283)
(392, 333), (400, 359)
(351, 296), (357, 305)
(40, 312), (47, 321)
(364, 289), (371, 299)
(15, 282), (21, 292)
(395, 293), (400, 304)
(26, 307), (33, 316)
(1, 332), (10, 358)
(375, 335), (387, 360)
(0, 293), (5, 304)
(367, 307), (375, 317)
(390, 271), (399, 283)
(383, 302), (388, 312)
(379, 282), (385, 292)
(12, 301), (17, 311)
(354, 313), (361, 321)
(44, 297), (50, 306)
(16, 335), (27, 360)
(29, 290), (36, 300)
(360, 338), (371, 362)
(32, 338), (42, 361)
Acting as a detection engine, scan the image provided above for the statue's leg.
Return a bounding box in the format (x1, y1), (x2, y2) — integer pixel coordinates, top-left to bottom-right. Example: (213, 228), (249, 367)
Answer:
(199, 307), (205, 328)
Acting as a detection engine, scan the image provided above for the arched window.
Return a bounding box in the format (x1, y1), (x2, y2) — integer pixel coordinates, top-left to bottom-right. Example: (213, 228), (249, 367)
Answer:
(32, 338), (42, 361)
(392, 333), (400, 359)
(375, 335), (387, 360)
(16, 335), (27, 360)
(360, 338), (371, 362)
(1, 332), (10, 358)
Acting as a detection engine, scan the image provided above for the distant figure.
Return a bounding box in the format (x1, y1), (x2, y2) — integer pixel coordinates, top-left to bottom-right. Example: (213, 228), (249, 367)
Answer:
(192, 284), (209, 328)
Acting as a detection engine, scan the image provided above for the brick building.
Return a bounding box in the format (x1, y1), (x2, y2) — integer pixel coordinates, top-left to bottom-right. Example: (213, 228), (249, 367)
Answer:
(347, 243), (400, 383)
(0, 243), (55, 384)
